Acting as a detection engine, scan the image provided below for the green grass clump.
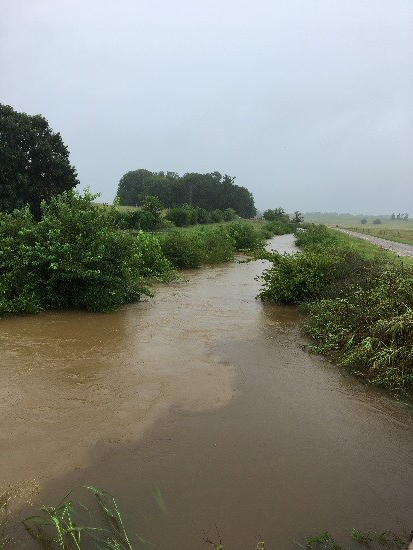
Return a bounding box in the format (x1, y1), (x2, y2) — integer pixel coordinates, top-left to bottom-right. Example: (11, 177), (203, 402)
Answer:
(23, 486), (133, 550)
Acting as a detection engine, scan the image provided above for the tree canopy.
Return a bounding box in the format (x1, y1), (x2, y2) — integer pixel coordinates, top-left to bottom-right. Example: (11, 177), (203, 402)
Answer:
(116, 170), (256, 218)
(0, 104), (78, 218)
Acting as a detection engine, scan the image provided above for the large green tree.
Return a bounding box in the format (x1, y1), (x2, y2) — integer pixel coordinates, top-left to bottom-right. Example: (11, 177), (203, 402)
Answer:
(0, 104), (78, 218)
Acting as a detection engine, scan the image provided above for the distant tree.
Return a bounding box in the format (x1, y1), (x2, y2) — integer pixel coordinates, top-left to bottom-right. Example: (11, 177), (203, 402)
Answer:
(0, 103), (78, 218)
(373, 218), (382, 225)
(117, 169), (154, 206)
(263, 208), (289, 223)
(292, 211), (304, 225)
(404, 213), (409, 221)
(390, 213), (395, 220)
(360, 218), (367, 224)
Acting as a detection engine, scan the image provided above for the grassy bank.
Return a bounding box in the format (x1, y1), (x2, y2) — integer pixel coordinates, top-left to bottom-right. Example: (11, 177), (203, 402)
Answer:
(345, 226), (413, 246)
(303, 213), (413, 230)
(258, 225), (413, 397)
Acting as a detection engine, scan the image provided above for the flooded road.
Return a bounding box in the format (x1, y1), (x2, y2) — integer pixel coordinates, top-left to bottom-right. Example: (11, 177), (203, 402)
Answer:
(2, 234), (413, 548)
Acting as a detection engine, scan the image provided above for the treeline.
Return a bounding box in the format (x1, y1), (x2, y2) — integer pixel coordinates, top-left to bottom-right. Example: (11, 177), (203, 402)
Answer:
(110, 202), (238, 230)
(391, 213), (409, 221)
(116, 169), (256, 218)
(258, 225), (413, 396)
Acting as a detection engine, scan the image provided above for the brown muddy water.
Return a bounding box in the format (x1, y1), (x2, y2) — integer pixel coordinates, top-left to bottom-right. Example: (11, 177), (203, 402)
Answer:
(1, 234), (413, 548)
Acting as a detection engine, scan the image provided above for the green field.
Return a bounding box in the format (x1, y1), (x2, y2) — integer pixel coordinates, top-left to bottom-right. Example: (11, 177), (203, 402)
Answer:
(345, 227), (413, 246)
(304, 212), (413, 230)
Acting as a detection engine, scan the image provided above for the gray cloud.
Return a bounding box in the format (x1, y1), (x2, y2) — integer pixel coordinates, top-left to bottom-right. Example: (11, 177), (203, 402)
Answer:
(1, 0), (412, 213)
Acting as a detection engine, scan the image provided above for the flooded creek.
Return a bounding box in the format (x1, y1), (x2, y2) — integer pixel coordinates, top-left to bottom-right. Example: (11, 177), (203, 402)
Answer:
(1, 234), (413, 548)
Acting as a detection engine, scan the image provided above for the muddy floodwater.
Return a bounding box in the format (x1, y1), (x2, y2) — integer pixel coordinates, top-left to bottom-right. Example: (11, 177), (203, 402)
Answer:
(2, 234), (413, 548)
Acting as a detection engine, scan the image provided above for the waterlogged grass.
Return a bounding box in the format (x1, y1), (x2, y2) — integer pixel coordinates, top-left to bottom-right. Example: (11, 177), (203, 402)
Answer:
(23, 486), (134, 549)
(258, 224), (413, 396)
(13, 485), (409, 550)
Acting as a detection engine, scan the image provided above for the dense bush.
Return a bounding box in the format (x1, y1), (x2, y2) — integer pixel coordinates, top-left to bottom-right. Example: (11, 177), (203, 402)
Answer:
(159, 222), (269, 268)
(258, 251), (341, 303)
(294, 224), (339, 250)
(223, 208), (237, 221)
(226, 222), (265, 251)
(258, 224), (413, 395)
(210, 209), (224, 223)
(263, 207), (290, 223)
(0, 191), (151, 316)
(265, 220), (293, 235)
(109, 195), (163, 231)
(305, 265), (413, 393)
(194, 207), (212, 224)
(198, 227), (235, 264)
(160, 230), (205, 268)
(165, 204), (195, 227)
(134, 231), (175, 280)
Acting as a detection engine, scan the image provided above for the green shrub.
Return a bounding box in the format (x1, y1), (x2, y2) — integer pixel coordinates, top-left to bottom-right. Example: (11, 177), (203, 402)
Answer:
(195, 207), (212, 224)
(210, 209), (224, 223)
(226, 222), (264, 251)
(166, 204), (195, 227)
(134, 231), (175, 280)
(160, 229), (204, 268)
(0, 191), (151, 316)
(199, 227), (235, 264)
(265, 220), (292, 235)
(223, 208), (237, 221)
(108, 196), (164, 231)
(304, 266), (413, 393)
(294, 224), (340, 250)
(0, 207), (42, 315)
(258, 250), (341, 303)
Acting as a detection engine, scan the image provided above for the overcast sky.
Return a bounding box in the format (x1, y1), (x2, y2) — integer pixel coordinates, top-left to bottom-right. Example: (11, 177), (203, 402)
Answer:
(1, 0), (412, 214)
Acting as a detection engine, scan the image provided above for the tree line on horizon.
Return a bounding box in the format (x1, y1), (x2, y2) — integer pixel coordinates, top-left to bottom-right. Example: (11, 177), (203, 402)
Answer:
(116, 169), (256, 219)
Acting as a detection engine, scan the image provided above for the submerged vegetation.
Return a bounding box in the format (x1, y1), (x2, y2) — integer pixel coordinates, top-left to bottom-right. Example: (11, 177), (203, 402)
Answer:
(1, 484), (407, 549)
(259, 225), (413, 396)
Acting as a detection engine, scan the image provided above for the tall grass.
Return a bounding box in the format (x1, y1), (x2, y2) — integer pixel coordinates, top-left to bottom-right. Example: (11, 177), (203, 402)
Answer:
(23, 486), (133, 550)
